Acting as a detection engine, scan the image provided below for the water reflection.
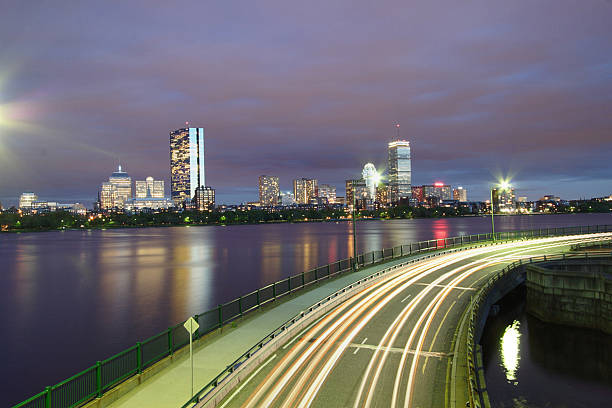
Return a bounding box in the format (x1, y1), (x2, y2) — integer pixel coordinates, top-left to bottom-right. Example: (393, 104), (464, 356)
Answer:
(500, 320), (521, 383)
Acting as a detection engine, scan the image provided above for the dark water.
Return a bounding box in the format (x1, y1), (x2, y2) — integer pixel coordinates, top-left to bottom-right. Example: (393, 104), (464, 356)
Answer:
(482, 286), (612, 408)
(1, 213), (611, 405)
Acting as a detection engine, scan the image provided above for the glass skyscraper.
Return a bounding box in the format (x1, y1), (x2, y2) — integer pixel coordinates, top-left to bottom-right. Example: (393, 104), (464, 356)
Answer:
(388, 140), (412, 203)
(170, 127), (205, 206)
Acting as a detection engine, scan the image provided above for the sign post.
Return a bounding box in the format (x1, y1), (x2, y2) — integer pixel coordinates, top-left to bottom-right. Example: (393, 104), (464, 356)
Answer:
(183, 317), (199, 397)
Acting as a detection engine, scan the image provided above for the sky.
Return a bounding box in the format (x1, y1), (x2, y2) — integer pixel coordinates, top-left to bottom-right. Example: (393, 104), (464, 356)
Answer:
(0, 0), (611, 206)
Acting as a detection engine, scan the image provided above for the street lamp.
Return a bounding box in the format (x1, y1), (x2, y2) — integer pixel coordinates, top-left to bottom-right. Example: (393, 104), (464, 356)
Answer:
(490, 180), (511, 241)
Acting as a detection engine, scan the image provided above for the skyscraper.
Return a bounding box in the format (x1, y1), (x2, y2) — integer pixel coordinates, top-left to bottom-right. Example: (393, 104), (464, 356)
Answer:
(293, 178), (317, 204)
(98, 182), (118, 210)
(170, 127), (205, 206)
(136, 177), (164, 199)
(259, 175), (280, 206)
(388, 140), (412, 203)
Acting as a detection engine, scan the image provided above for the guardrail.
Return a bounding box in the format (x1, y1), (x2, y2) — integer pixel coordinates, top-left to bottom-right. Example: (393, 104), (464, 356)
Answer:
(465, 250), (612, 408)
(570, 239), (612, 251)
(12, 224), (612, 408)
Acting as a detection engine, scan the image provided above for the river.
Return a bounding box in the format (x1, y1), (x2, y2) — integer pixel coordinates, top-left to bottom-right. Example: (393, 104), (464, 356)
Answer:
(1, 213), (611, 405)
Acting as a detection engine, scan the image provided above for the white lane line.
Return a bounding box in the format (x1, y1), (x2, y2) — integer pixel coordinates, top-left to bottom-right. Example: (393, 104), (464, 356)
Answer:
(349, 343), (448, 358)
(400, 294), (412, 303)
(282, 315), (326, 350)
(219, 354), (277, 408)
(353, 337), (368, 354)
(413, 282), (476, 291)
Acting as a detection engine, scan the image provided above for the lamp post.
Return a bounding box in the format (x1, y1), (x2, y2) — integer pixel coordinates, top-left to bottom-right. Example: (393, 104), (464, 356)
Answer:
(490, 188), (496, 241)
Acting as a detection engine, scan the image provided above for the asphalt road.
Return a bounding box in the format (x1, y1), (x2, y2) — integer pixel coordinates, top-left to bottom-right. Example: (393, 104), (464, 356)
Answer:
(216, 233), (612, 408)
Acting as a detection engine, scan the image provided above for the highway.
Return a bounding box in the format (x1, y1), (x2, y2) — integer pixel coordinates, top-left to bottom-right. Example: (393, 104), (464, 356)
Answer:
(214, 233), (612, 408)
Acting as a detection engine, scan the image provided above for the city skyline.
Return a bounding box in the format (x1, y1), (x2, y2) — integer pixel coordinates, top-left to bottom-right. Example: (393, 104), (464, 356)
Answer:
(1, 2), (611, 206)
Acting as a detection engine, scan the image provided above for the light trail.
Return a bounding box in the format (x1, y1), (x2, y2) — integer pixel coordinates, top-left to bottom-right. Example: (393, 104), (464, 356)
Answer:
(229, 233), (612, 408)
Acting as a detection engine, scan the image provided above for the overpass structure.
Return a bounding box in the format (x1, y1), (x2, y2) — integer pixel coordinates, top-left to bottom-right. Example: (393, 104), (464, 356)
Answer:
(14, 226), (612, 408)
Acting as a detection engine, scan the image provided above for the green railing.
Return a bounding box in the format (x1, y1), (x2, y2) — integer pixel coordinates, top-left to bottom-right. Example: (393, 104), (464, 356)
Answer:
(465, 249), (612, 408)
(12, 224), (612, 408)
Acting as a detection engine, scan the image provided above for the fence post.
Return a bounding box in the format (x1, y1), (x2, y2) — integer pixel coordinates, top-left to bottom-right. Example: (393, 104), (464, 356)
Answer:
(136, 342), (142, 373)
(168, 327), (173, 354)
(287, 278), (291, 293)
(273, 282), (277, 300)
(96, 361), (102, 397)
(256, 289), (260, 308)
(239, 296), (243, 316)
(327, 264), (331, 276)
(45, 386), (51, 408)
(301, 271), (305, 287)
(218, 305), (223, 328)
(314, 268), (318, 280)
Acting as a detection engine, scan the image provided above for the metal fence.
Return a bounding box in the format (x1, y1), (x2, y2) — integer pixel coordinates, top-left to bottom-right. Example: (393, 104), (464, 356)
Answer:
(12, 223), (612, 408)
(464, 249), (612, 408)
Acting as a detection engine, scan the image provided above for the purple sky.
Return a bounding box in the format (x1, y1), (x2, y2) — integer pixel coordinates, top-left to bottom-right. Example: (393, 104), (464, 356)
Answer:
(1, 0), (611, 206)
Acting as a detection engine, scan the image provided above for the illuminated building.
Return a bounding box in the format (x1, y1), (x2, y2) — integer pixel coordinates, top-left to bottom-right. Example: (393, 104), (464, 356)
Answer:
(345, 179), (368, 209)
(125, 197), (173, 212)
(453, 186), (467, 202)
(98, 182), (118, 210)
(388, 140), (411, 203)
(493, 187), (516, 213)
(376, 183), (389, 205)
(108, 165), (132, 208)
(19, 192), (38, 209)
(193, 186), (215, 211)
(136, 177), (164, 199)
(411, 186), (424, 203)
(170, 127), (205, 206)
(318, 184), (336, 204)
(422, 183), (452, 205)
(293, 178), (317, 204)
(362, 163), (379, 200)
(259, 175), (280, 206)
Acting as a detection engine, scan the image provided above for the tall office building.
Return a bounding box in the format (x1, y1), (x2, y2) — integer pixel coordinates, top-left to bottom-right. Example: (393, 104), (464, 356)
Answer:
(108, 165), (132, 208)
(411, 186), (424, 202)
(136, 177), (164, 199)
(293, 178), (317, 204)
(318, 184), (336, 204)
(388, 140), (412, 203)
(170, 127), (205, 206)
(19, 192), (38, 209)
(453, 186), (467, 202)
(258, 175), (280, 206)
(376, 184), (389, 205)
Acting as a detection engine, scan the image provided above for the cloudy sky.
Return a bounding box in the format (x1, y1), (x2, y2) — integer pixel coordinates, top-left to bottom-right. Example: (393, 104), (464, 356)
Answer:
(0, 0), (611, 206)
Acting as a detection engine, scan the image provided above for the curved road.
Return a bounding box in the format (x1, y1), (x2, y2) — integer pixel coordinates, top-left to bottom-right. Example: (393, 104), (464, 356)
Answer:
(213, 233), (612, 408)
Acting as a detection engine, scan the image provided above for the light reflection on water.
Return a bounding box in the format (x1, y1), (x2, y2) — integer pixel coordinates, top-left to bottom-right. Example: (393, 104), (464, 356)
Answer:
(500, 320), (521, 384)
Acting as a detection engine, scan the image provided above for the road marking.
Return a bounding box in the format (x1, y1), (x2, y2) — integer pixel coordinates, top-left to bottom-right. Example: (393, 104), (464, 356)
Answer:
(413, 282), (476, 291)
(282, 315), (326, 349)
(422, 300), (456, 374)
(348, 343), (449, 358)
(401, 294), (412, 303)
(353, 337), (368, 354)
(219, 354), (277, 408)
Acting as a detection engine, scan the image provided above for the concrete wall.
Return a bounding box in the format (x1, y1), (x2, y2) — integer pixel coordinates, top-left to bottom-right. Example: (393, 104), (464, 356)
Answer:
(526, 261), (612, 335)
